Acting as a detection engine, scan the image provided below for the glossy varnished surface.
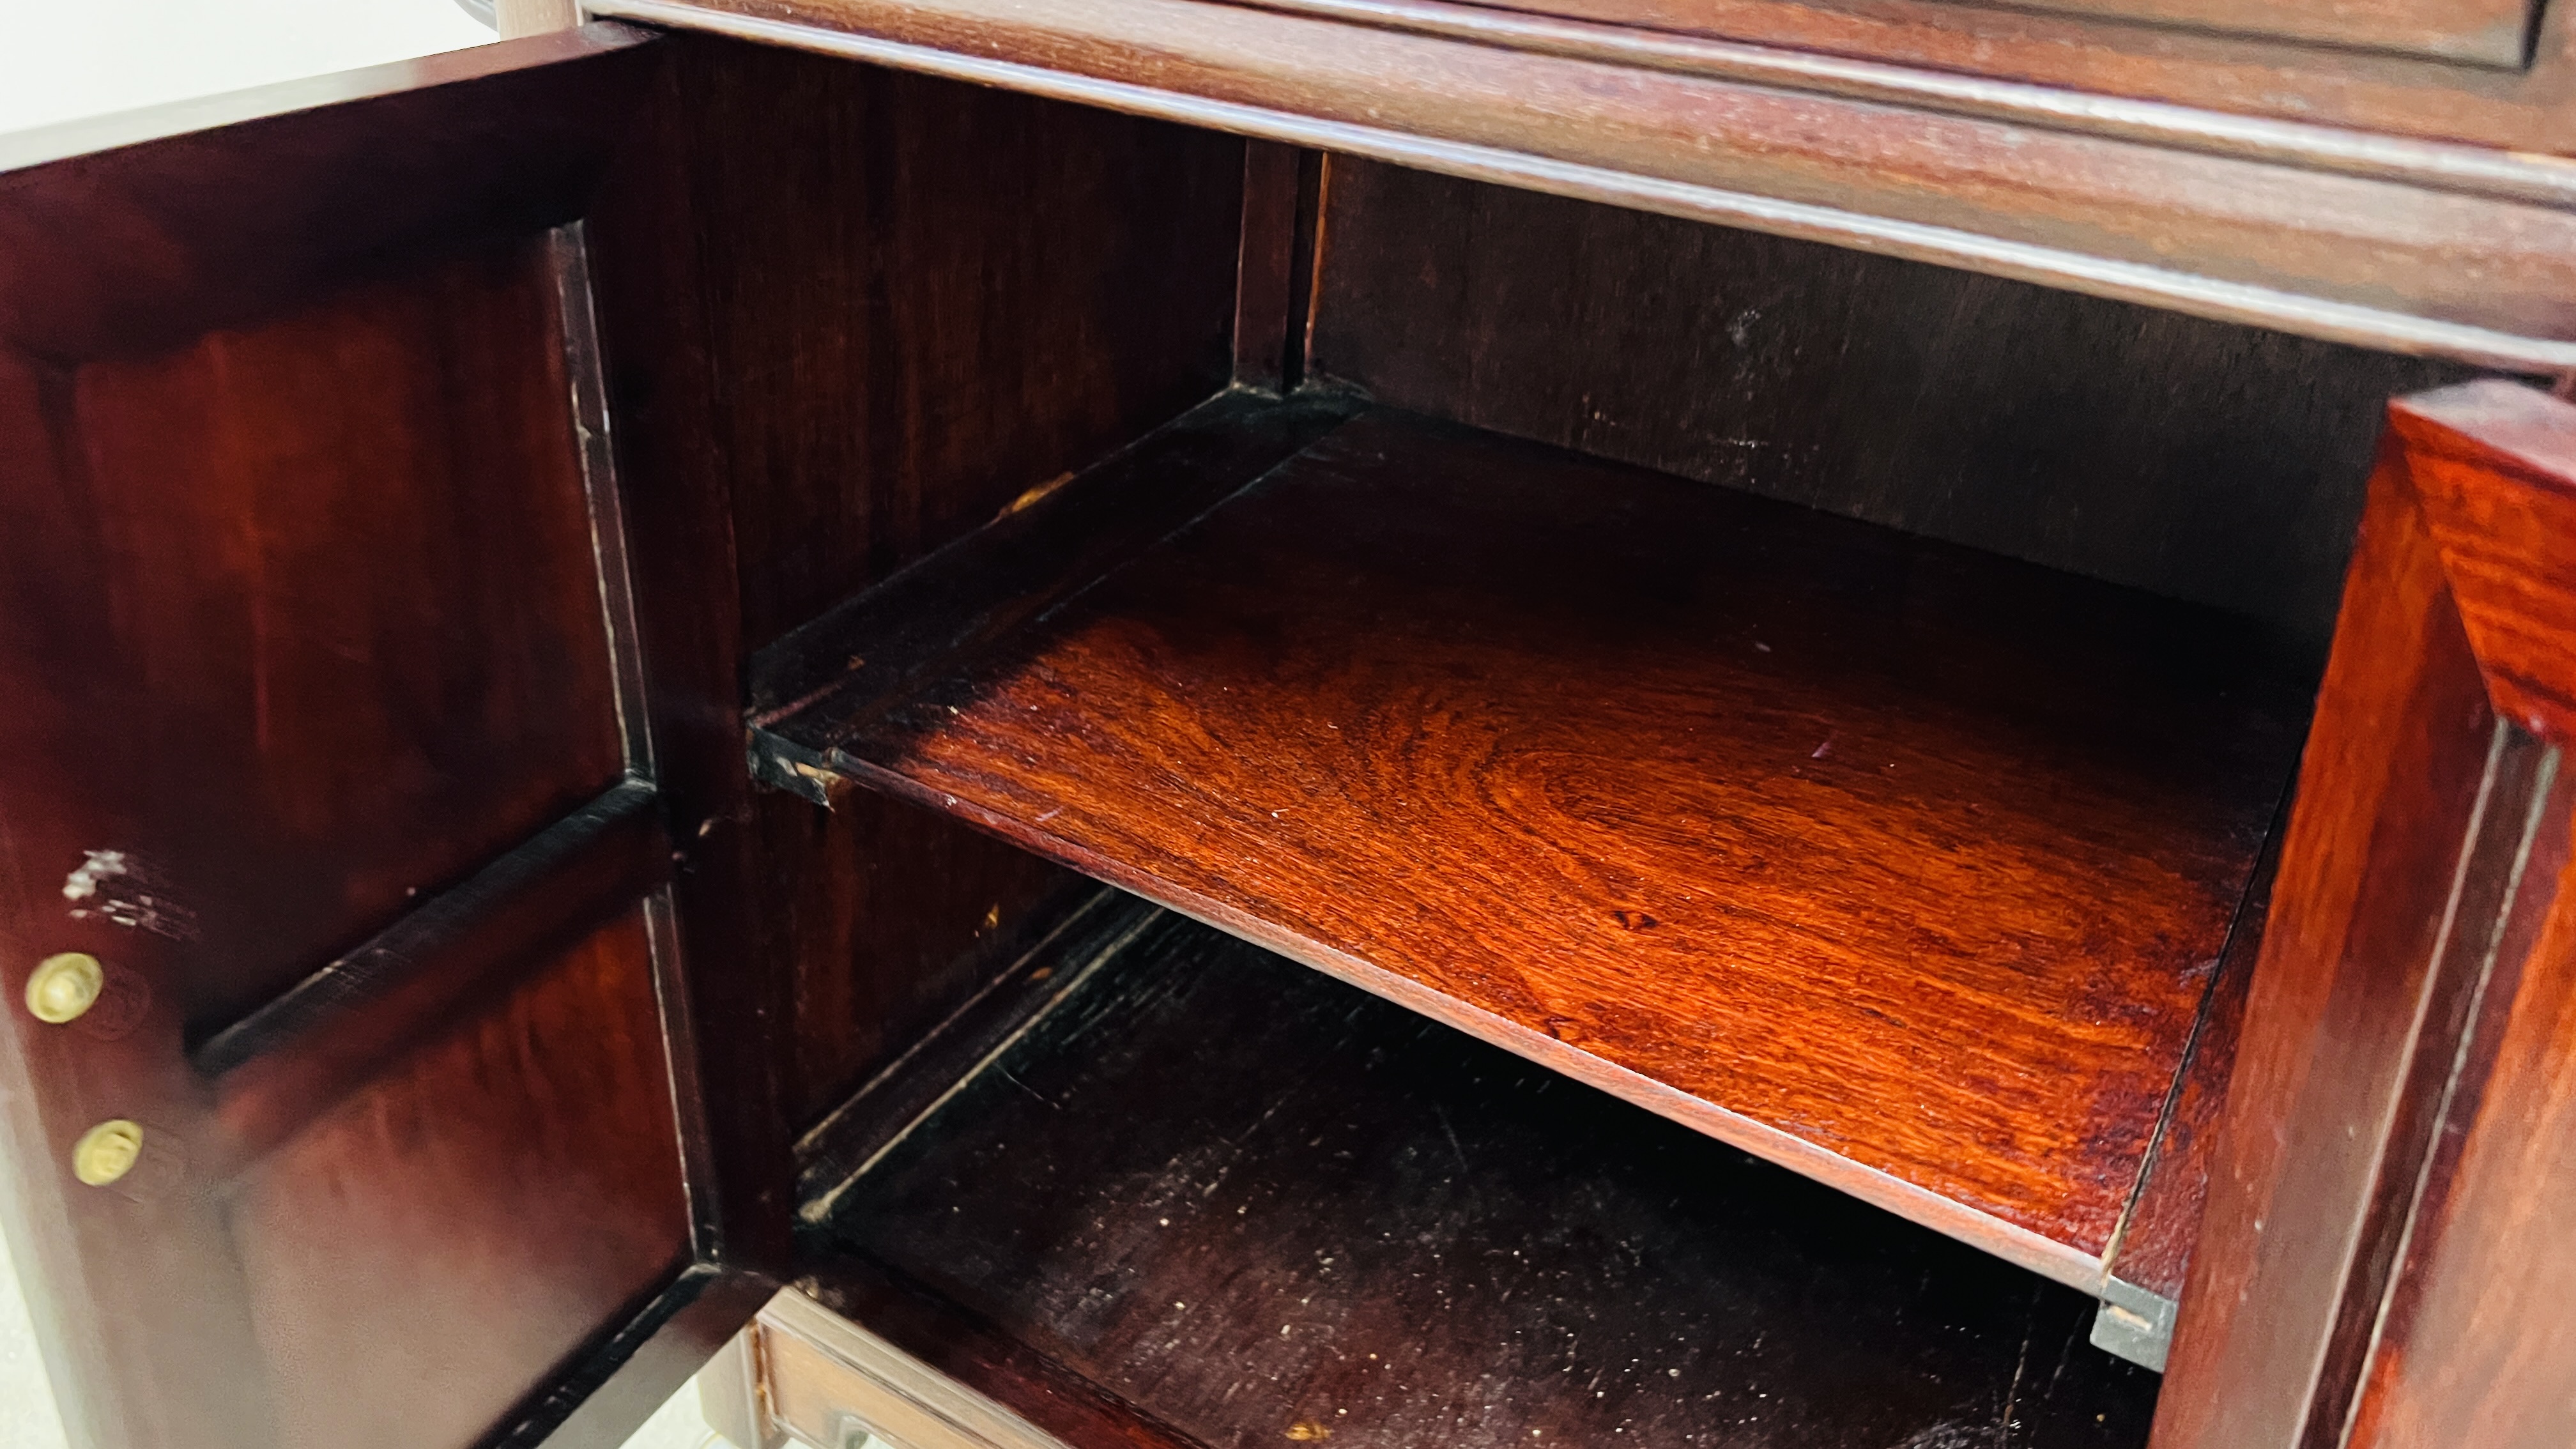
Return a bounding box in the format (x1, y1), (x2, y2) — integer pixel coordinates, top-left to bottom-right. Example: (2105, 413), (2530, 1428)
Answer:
(0, 245), (626, 1038)
(2158, 381), (2576, 1449)
(0, 34), (695, 1449)
(763, 402), (2308, 1274)
(804, 903), (2164, 1449)
(231, 910), (689, 1449)
(1312, 158), (2471, 643)
(585, 37), (1242, 1142)
(599, 0), (2576, 368)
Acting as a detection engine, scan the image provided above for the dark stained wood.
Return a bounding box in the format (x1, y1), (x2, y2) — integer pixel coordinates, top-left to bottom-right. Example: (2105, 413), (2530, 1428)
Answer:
(229, 908), (690, 1449)
(580, 31), (798, 1280)
(611, 38), (1244, 654)
(0, 34), (724, 1449)
(1836, 0), (2535, 66)
(2151, 380), (2576, 1449)
(804, 901), (2165, 1449)
(1311, 158), (2474, 643)
(2384, 383), (2576, 737)
(493, 1265), (782, 1449)
(199, 781), (670, 1165)
(0, 244), (629, 1039)
(1238, 0), (2576, 151)
(2342, 792), (2576, 1449)
(749, 388), (1360, 750)
(583, 36), (1250, 1239)
(597, 0), (2576, 369)
(764, 789), (1101, 1126)
(1231, 141), (1302, 392)
(793, 888), (1130, 1220)
(758, 400), (2310, 1282)
(2104, 795), (2285, 1307)
(0, 26), (655, 364)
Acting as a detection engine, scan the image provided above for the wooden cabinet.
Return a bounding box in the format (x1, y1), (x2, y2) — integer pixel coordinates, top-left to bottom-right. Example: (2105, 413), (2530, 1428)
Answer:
(1, 9), (2572, 1449)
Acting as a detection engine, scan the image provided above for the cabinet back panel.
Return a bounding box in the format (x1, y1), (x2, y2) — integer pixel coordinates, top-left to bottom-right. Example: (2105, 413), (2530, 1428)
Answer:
(1310, 157), (2478, 644)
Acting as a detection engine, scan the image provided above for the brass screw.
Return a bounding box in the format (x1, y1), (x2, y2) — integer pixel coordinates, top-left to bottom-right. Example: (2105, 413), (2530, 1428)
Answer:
(72, 1119), (143, 1187)
(26, 953), (104, 1024)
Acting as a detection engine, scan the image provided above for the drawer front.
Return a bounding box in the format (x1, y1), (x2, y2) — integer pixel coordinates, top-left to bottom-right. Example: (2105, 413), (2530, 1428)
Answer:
(755, 1292), (1072, 1449)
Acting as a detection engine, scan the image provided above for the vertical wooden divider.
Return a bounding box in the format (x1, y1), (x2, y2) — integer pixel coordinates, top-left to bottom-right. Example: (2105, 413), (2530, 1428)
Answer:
(2156, 378), (2576, 1449)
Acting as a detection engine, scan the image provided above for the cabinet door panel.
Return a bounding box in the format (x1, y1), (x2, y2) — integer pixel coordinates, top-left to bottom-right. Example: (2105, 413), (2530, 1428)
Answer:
(231, 910), (686, 1449)
(0, 27), (721, 1449)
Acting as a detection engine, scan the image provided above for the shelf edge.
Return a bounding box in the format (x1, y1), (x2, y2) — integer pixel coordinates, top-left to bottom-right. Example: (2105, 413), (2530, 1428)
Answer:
(596, 0), (2576, 371)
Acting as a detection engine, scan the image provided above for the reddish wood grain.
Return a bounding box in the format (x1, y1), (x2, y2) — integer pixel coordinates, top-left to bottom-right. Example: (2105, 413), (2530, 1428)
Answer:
(0, 246), (625, 1038)
(1239, 0), (2576, 151)
(1310, 158), (2470, 645)
(0, 26), (654, 364)
(231, 910), (689, 1449)
(598, 0), (2576, 369)
(775, 404), (2308, 1276)
(2343, 795), (2576, 1449)
(806, 903), (2163, 1449)
(2151, 382), (2576, 1449)
(585, 36), (1239, 1153)
(2386, 382), (2576, 742)
(2104, 807), (2280, 1303)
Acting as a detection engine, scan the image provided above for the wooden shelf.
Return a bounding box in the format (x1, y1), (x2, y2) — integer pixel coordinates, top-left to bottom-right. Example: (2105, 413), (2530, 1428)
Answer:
(796, 895), (2164, 1448)
(753, 390), (2309, 1289)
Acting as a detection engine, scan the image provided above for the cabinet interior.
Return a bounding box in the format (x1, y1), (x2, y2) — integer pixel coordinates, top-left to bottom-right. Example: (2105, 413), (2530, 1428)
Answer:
(586, 33), (2494, 1444)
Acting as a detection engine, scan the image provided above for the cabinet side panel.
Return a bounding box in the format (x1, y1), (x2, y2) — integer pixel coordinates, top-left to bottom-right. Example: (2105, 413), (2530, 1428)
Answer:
(594, 36), (1246, 1131)
(659, 38), (1245, 652)
(1309, 158), (2476, 644)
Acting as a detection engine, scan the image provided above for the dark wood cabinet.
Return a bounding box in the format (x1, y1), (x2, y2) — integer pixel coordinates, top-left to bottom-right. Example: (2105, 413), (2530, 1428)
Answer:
(1, 8), (2572, 1448)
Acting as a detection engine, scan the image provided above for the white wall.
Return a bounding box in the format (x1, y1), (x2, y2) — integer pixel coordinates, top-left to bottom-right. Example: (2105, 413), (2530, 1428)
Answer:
(0, 0), (491, 135)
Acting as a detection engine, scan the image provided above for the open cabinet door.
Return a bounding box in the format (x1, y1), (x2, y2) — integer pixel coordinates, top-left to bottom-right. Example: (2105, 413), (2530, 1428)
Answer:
(0, 25), (776, 1449)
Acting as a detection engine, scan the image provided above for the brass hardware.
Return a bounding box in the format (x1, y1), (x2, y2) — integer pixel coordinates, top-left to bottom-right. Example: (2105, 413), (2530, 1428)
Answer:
(72, 1119), (143, 1187)
(26, 953), (105, 1023)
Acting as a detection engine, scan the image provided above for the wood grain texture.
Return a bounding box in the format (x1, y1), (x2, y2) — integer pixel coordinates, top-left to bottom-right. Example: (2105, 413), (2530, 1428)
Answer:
(617, 37), (1244, 652)
(230, 908), (690, 1449)
(0, 25), (654, 364)
(201, 781), (670, 1167)
(765, 788), (1100, 1126)
(2150, 385), (2570, 1449)
(2104, 801), (2282, 1304)
(1230, 141), (1303, 392)
(2385, 381), (2576, 741)
(2343, 794), (2576, 1449)
(1828, 0), (2533, 65)
(0, 244), (626, 1040)
(583, 35), (1246, 1199)
(1234, 0), (2576, 152)
(763, 402), (2310, 1280)
(580, 33), (797, 1276)
(808, 902), (2164, 1449)
(2153, 381), (2576, 1449)
(595, 0), (2576, 369)
(1312, 158), (2472, 644)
